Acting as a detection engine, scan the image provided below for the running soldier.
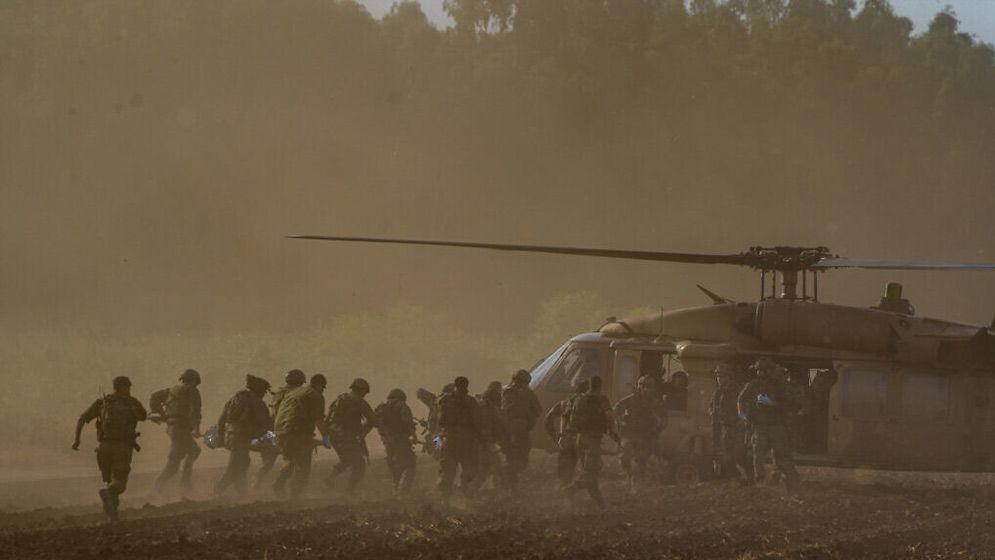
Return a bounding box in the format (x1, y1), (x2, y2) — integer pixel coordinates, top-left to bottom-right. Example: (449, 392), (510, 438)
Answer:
(325, 378), (375, 493)
(72, 376), (147, 522)
(436, 376), (481, 506)
(254, 369), (305, 489)
(563, 375), (617, 507)
(544, 379), (588, 488)
(155, 368), (203, 492)
(709, 363), (751, 484)
(738, 357), (801, 492)
(613, 375), (666, 493)
(374, 388), (417, 495)
(273, 374), (331, 498)
(214, 374), (272, 495)
(474, 381), (509, 492)
(501, 369), (541, 492)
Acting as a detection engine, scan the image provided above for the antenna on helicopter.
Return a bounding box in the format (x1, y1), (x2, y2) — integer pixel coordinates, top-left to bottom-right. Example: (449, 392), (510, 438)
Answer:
(286, 235), (995, 301)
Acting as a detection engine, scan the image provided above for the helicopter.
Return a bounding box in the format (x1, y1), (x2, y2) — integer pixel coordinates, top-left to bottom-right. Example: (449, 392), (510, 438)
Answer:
(289, 235), (995, 483)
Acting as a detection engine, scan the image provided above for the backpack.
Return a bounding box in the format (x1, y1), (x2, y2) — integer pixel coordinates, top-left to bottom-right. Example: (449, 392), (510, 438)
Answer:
(100, 395), (137, 442)
(569, 393), (607, 434)
(273, 386), (311, 435)
(164, 385), (188, 419)
(149, 388), (170, 416)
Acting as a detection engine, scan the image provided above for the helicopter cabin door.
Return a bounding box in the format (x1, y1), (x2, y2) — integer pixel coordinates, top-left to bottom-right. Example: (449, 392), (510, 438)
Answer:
(829, 362), (972, 470)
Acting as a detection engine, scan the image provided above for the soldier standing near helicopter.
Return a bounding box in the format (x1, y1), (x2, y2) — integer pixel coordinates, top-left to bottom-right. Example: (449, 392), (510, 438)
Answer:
(474, 381), (510, 492)
(709, 363), (751, 484)
(737, 357), (801, 492)
(544, 379), (589, 488)
(436, 376), (482, 505)
(563, 375), (617, 508)
(325, 378), (376, 493)
(614, 375), (666, 493)
(502, 369), (542, 493)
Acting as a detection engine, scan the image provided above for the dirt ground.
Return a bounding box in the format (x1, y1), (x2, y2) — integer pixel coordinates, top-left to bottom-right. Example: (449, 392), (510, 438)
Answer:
(1, 454), (994, 560)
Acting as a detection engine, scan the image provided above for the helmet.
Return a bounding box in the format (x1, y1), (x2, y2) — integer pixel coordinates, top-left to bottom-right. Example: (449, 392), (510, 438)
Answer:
(246, 374), (271, 394)
(482, 384), (502, 405)
(454, 376), (469, 390)
(350, 377), (370, 393)
(180, 369), (201, 384)
(310, 374), (328, 389)
(285, 369), (306, 387)
(441, 383), (455, 394)
(486, 381), (503, 394)
(387, 388), (407, 401)
(112, 376), (132, 390)
(512, 369), (531, 384)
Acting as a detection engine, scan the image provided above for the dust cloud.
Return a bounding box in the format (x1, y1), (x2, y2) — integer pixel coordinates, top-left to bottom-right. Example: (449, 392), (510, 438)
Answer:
(1, 0), (993, 476)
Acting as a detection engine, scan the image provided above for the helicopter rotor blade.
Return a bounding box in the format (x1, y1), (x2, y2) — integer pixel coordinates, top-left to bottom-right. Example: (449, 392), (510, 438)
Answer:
(812, 258), (995, 271)
(286, 235), (751, 265)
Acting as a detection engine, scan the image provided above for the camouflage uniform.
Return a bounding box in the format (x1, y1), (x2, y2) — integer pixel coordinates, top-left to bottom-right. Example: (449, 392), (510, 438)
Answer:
(325, 380), (375, 492)
(436, 379), (481, 504)
(254, 381), (300, 489)
(738, 362), (800, 490)
(474, 384), (510, 491)
(709, 374), (751, 482)
(565, 384), (614, 507)
(273, 383), (326, 498)
(215, 376), (272, 495)
(78, 393), (147, 509)
(155, 375), (202, 491)
(613, 381), (665, 492)
(501, 371), (542, 491)
(374, 389), (417, 494)
(545, 398), (578, 487)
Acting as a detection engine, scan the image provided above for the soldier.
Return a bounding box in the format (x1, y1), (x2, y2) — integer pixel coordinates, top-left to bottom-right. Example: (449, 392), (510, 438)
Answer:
(709, 363), (751, 484)
(436, 376), (482, 506)
(563, 375), (617, 508)
(72, 376), (147, 522)
(155, 368), (203, 492)
(417, 382), (454, 458)
(501, 369), (542, 492)
(614, 375), (666, 493)
(374, 388), (417, 495)
(661, 371), (689, 411)
(544, 379), (588, 488)
(474, 381), (510, 492)
(325, 378), (376, 493)
(273, 374), (332, 498)
(214, 374), (272, 495)
(254, 369), (305, 489)
(737, 357), (801, 492)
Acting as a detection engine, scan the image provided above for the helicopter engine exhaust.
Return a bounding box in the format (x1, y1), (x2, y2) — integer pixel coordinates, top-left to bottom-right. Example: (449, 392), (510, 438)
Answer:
(755, 300), (896, 356)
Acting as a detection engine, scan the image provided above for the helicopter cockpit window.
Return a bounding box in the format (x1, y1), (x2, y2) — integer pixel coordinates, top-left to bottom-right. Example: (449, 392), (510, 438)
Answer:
(545, 346), (608, 393)
(901, 372), (949, 421)
(842, 370), (888, 419)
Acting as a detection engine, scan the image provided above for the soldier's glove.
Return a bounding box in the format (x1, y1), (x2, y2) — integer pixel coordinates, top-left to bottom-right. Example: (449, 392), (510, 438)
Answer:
(322, 435), (333, 449)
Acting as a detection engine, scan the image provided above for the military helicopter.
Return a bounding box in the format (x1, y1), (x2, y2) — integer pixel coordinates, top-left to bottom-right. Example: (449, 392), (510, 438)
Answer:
(289, 235), (995, 483)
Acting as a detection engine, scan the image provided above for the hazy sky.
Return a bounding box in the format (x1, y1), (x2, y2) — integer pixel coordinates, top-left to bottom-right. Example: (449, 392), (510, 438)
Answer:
(359, 0), (995, 44)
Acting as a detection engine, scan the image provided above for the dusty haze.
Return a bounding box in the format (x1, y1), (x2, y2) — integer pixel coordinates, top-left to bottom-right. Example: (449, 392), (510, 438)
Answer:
(1, 0), (993, 474)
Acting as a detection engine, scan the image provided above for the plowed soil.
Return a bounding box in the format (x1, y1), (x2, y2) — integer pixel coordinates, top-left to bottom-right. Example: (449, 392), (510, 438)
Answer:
(1, 455), (993, 559)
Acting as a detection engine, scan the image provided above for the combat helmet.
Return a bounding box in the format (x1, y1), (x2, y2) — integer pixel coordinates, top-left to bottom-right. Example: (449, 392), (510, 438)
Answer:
(180, 368), (201, 384)
(285, 369), (306, 387)
(246, 374), (271, 394)
(387, 388), (407, 401)
(512, 369), (531, 384)
(350, 377), (370, 394)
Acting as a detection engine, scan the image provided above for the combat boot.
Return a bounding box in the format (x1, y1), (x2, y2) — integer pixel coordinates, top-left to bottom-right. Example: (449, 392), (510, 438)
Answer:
(98, 489), (119, 522)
